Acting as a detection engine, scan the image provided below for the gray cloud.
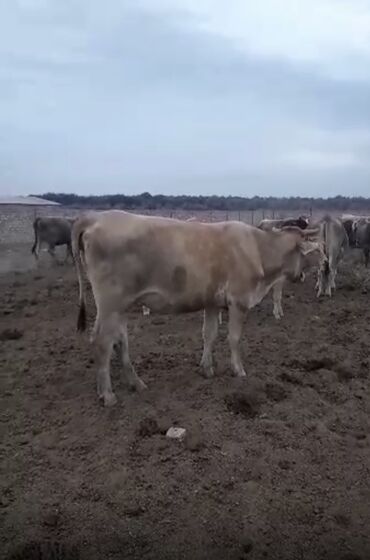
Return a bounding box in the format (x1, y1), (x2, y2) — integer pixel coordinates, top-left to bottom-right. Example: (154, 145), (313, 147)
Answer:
(1, 0), (370, 196)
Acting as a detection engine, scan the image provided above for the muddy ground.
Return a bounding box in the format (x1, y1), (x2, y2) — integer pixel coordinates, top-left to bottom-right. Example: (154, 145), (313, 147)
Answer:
(1, 244), (370, 560)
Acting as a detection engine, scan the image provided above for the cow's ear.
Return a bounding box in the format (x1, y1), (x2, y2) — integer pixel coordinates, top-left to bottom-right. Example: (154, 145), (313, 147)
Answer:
(299, 240), (322, 256)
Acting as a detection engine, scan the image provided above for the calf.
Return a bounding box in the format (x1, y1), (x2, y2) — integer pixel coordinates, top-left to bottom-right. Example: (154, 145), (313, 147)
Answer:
(32, 216), (75, 263)
(72, 210), (323, 406)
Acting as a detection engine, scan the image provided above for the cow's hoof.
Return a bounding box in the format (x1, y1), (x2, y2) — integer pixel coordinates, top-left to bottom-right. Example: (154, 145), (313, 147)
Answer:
(201, 367), (215, 379)
(129, 379), (148, 392)
(102, 392), (117, 407)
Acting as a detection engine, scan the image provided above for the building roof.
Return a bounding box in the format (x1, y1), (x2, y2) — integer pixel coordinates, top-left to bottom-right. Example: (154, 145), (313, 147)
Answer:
(0, 195), (60, 206)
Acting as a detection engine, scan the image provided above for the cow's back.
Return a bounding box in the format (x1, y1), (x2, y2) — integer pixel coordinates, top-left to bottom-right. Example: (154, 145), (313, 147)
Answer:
(37, 217), (72, 245)
(81, 211), (264, 313)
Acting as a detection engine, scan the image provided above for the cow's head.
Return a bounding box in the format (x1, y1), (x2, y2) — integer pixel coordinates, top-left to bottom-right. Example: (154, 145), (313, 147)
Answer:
(297, 215), (309, 230)
(281, 226), (325, 282)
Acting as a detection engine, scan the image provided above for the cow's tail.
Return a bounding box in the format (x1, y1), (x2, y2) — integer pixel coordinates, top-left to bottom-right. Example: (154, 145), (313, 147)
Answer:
(31, 217), (40, 255)
(321, 217), (330, 278)
(71, 215), (94, 332)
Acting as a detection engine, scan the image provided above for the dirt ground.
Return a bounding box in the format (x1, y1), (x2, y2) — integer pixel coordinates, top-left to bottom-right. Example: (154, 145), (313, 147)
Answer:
(1, 244), (370, 560)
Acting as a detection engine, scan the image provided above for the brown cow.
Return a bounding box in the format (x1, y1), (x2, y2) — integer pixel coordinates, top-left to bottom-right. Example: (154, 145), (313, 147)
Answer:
(72, 210), (323, 406)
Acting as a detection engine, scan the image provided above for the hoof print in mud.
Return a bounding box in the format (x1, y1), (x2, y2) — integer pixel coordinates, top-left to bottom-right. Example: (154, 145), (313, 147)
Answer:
(224, 389), (262, 418)
(0, 328), (23, 341)
(6, 541), (80, 560)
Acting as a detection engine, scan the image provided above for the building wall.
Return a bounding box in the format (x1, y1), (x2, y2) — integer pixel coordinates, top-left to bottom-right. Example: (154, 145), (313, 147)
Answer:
(0, 205), (80, 244)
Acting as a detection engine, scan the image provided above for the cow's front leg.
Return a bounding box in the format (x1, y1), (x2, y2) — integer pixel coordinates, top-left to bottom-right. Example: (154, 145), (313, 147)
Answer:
(48, 245), (60, 266)
(200, 308), (219, 378)
(228, 304), (246, 377)
(272, 280), (284, 320)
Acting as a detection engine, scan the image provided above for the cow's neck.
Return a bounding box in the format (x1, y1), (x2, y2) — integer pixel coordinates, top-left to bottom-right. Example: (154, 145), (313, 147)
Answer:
(258, 231), (298, 283)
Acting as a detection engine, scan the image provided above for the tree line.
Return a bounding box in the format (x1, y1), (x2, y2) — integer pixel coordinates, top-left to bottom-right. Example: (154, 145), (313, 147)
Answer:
(35, 192), (370, 212)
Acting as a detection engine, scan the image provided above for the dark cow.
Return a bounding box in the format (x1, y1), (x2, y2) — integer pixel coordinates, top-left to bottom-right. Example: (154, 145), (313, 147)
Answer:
(258, 216), (309, 231)
(353, 218), (370, 267)
(31, 216), (75, 263)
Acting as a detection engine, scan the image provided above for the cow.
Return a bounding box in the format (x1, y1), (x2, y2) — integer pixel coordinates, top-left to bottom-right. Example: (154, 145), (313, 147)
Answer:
(31, 216), (75, 263)
(339, 214), (366, 248)
(315, 215), (349, 297)
(71, 210), (323, 406)
(340, 214), (370, 265)
(353, 218), (370, 267)
(258, 216), (309, 232)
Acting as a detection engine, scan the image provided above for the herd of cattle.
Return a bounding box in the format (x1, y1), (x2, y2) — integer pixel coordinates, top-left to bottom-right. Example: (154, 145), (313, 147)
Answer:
(28, 211), (370, 406)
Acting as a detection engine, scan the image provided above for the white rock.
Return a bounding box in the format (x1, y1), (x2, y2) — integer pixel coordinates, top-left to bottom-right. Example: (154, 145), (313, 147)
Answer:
(166, 427), (186, 440)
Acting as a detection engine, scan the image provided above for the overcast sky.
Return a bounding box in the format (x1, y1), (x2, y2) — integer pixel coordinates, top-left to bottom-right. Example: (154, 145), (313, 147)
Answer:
(2, 0), (370, 197)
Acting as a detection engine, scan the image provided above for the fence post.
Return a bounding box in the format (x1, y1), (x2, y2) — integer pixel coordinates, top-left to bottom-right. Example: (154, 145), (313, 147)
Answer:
(251, 210), (254, 225)
(238, 210), (241, 221)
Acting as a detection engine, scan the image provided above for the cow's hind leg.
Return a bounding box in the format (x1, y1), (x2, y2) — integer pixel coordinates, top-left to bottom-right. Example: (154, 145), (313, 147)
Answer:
(92, 314), (119, 407)
(65, 243), (73, 264)
(316, 269), (324, 297)
(33, 239), (41, 261)
(119, 319), (147, 392)
(228, 304), (246, 377)
(325, 259), (335, 296)
(200, 308), (219, 378)
(329, 262), (338, 292)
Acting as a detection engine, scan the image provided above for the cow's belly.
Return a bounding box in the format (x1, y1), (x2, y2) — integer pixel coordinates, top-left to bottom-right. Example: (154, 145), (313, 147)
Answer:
(135, 289), (209, 314)
(244, 279), (279, 310)
(133, 281), (228, 313)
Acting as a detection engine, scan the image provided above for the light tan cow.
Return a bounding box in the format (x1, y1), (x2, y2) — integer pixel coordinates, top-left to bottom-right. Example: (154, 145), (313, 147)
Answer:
(72, 210), (323, 406)
(315, 215), (349, 297)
